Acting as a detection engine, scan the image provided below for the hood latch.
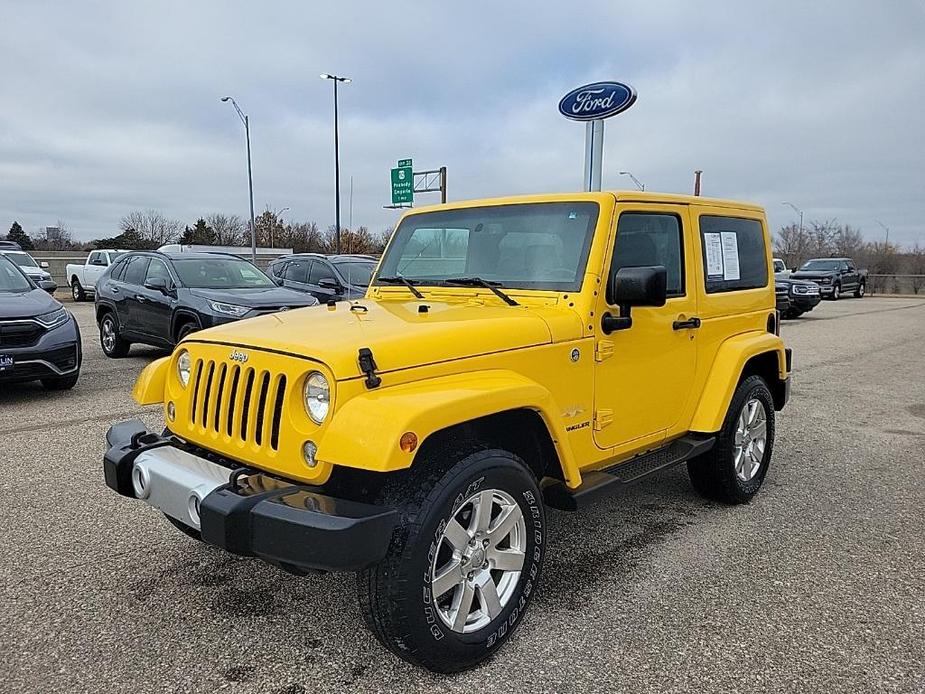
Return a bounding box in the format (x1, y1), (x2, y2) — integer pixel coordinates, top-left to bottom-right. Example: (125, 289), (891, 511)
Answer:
(357, 347), (382, 389)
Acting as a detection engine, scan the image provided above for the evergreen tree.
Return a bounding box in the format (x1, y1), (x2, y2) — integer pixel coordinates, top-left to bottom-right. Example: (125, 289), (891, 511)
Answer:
(6, 221), (34, 250)
(179, 218), (216, 245)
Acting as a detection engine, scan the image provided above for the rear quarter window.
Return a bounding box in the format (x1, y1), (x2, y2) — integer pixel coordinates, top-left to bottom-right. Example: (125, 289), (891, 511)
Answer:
(699, 215), (768, 293)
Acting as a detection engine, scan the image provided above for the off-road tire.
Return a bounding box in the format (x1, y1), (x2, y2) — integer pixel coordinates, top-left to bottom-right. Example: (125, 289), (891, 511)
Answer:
(357, 444), (546, 673)
(41, 372), (80, 390)
(854, 281), (865, 298)
(99, 312), (130, 358)
(687, 375), (775, 504)
(71, 279), (86, 302)
(164, 514), (202, 541)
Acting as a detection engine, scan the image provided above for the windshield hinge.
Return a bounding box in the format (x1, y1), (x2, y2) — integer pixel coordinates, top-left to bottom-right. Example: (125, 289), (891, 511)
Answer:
(595, 340), (614, 362)
(593, 409), (614, 430)
(357, 347), (382, 389)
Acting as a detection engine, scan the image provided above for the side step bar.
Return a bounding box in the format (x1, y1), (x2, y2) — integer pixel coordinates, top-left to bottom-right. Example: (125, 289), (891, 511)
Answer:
(544, 434), (715, 511)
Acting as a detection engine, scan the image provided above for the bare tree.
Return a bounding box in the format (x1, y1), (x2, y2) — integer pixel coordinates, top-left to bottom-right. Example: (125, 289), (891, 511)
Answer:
(831, 224), (865, 258)
(865, 240), (901, 294)
(120, 209), (181, 246)
(774, 223), (811, 269)
(906, 243), (925, 295)
(31, 220), (77, 250)
(206, 213), (245, 245)
(286, 222), (323, 253)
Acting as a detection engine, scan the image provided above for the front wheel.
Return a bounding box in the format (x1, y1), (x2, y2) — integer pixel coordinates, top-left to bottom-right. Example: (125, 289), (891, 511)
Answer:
(688, 375), (775, 504)
(71, 280), (86, 302)
(854, 282), (865, 298)
(358, 446), (545, 673)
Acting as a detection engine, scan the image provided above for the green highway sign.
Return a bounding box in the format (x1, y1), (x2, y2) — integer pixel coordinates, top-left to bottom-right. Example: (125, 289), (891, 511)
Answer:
(391, 165), (413, 205)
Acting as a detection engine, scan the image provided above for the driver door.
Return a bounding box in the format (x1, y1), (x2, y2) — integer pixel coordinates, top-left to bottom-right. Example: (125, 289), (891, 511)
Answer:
(592, 205), (699, 453)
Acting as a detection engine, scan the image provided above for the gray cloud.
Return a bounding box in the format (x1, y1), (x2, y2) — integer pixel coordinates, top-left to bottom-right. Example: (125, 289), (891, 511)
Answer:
(1, 1), (923, 246)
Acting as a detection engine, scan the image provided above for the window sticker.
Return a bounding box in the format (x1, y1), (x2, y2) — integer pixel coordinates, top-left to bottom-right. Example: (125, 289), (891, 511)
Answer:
(704, 232), (724, 279)
(720, 231), (740, 281)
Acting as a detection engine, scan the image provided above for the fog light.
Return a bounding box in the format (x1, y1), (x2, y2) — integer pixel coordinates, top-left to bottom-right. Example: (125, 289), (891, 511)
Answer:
(400, 432), (418, 453)
(166, 401), (176, 421)
(303, 440), (318, 468)
(132, 465), (150, 499)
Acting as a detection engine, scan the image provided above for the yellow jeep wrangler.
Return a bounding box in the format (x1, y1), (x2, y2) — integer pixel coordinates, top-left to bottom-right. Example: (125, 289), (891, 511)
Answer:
(103, 191), (790, 672)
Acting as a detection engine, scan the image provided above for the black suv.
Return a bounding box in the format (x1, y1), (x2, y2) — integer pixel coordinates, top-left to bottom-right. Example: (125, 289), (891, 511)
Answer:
(94, 251), (318, 358)
(267, 253), (377, 302)
(0, 254), (81, 390)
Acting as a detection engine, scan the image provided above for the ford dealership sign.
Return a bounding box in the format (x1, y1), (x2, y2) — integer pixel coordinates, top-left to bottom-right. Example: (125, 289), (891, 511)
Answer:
(558, 81), (637, 121)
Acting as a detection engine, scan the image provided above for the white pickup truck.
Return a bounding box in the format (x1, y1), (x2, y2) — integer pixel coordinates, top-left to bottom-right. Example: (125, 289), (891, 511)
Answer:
(66, 249), (129, 301)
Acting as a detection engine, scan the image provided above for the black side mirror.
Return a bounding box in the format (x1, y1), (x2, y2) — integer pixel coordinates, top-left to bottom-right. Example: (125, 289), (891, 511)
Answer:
(144, 277), (170, 294)
(602, 266), (667, 333)
(318, 278), (343, 292)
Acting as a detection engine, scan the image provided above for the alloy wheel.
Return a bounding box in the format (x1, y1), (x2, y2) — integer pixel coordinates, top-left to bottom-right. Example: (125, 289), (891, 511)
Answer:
(101, 318), (116, 353)
(733, 398), (767, 482)
(430, 489), (527, 634)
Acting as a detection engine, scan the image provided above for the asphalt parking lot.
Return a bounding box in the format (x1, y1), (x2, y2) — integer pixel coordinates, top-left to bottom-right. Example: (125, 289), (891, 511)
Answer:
(2, 297), (923, 693)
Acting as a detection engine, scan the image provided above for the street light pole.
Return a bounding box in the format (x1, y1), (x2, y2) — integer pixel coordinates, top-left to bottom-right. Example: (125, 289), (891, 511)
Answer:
(320, 73), (351, 254)
(221, 96), (257, 263)
(618, 171), (645, 191)
(782, 201), (804, 237)
(876, 220), (890, 245)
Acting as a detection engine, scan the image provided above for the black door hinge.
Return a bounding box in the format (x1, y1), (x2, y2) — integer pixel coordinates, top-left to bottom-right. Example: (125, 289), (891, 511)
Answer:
(357, 347), (382, 389)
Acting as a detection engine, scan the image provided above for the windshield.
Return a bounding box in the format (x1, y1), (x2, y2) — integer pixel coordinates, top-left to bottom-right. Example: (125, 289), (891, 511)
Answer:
(375, 202), (600, 292)
(800, 259), (841, 271)
(334, 260), (376, 287)
(4, 251), (38, 268)
(172, 257), (275, 289)
(0, 257), (33, 292)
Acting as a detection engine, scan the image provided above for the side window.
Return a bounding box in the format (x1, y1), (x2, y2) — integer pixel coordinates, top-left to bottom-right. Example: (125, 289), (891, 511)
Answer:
(773, 259), (785, 273)
(309, 260), (337, 285)
(145, 258), (172, 285)
(269, 261), (286, 278)
(699, 216), (768, 293)
(122, 256), (150, 286)
(89, 251), (105, 266)
(285, 259), (309, 283)
(608, 213), (685, 301)
(110, 259), (127, 281)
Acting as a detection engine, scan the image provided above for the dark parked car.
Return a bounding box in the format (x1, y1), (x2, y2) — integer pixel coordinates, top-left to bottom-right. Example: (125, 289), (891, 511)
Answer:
(0, 254), (81, 390)
(267, 253), (377, 302)
(776, 278), (822, 318)
(775, 281), (791, 316)
(94, 251), (319, 358)
(790, 257), (866, 300)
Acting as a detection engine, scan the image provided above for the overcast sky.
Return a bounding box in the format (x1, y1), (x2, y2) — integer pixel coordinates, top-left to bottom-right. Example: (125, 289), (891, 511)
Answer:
(1, 1), (923, 246)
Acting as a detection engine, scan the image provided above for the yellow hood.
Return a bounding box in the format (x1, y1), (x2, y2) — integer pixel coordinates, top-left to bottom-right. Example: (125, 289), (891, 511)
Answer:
(189, 299), (577, 380)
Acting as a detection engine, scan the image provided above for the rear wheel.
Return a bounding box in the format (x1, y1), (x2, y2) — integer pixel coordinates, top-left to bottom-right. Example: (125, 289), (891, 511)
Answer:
(99, 312), (130, 358)
(71, 279), (86, 302)
(358, 446), (545, 673)
(831, 282), (841, 300)
(688, 375), (775, 504)
(854, 281), (865, 298)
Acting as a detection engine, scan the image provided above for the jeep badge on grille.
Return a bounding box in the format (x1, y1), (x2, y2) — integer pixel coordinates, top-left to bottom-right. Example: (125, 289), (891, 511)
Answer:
(229, 350), (249, 363)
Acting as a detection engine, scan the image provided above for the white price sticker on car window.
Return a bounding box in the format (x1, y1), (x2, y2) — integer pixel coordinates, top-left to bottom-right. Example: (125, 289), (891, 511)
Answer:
(704, 232), (724, 279)
(720, 232), (740, 281)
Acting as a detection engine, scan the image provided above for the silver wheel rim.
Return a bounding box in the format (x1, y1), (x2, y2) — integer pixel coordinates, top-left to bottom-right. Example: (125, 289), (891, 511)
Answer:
(734, 398), (767, 482)
(101, 319), (116, 352)
(430, 488), (526, 634)
(859, 284), (864, 296)
(833, 285), (839, 299)
(72, 283), (79, 299)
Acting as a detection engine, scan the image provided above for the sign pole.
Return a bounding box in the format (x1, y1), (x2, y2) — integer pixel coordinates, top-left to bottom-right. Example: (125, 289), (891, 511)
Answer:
(583, 119), (604, 192)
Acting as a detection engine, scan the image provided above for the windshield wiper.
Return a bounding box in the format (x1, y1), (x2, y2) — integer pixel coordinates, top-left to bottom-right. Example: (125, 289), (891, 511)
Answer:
(376, 275), (425, 299)
(444, 277), (519, 306)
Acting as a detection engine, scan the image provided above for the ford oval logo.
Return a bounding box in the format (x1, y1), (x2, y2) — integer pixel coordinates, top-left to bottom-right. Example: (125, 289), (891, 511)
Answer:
(558, 81), (637, 121)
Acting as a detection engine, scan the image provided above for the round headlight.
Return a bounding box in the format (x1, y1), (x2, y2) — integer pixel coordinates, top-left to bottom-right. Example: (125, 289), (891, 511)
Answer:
(303, 372), (330, 424)
(177, 350), (191, 387)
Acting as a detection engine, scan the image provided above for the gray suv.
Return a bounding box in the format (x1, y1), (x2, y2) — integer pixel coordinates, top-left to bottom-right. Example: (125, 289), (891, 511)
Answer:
(267, 254), (377, 303)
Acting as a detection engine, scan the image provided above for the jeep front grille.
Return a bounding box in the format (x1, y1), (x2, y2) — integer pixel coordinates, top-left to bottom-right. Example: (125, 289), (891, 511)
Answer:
(188, 358), (287, 451)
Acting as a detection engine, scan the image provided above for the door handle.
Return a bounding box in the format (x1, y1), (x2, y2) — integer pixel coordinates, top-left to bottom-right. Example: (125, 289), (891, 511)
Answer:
(135, 295), (146, 302)
(111, 286), (120, 293)
(672, 316), (701, 330)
